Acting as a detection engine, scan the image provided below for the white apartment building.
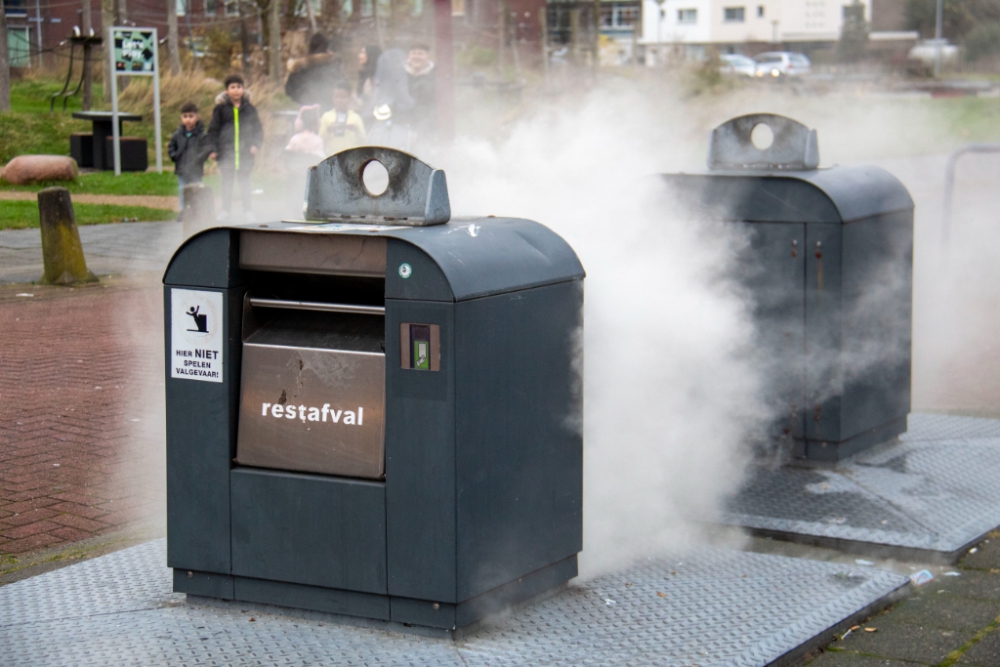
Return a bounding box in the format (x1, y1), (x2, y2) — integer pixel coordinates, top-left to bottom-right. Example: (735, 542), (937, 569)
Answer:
(639, 0), (871, 50)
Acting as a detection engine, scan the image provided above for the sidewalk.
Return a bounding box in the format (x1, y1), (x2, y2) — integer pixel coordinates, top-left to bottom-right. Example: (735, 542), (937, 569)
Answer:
(0, 191), (178, 211)
(0, 221), (181, 284)
(0, 222), (178, 577)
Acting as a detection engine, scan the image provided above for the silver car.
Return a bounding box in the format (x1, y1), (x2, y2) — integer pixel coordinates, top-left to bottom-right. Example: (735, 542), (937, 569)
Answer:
(753, 52), (812, 77)
(719, 54), (757, 77)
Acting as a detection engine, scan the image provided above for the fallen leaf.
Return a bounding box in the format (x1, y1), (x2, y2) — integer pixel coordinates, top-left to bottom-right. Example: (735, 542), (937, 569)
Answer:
(656, 592), (666, 598)
(249, 617), (256, 622)
(864, 627), (877, 633)
(850, 625), (860, 631)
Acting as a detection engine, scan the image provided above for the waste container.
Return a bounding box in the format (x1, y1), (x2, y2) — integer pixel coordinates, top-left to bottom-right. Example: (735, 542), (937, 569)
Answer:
(163, 147), (585, 631)
(661, 114), (914, 462)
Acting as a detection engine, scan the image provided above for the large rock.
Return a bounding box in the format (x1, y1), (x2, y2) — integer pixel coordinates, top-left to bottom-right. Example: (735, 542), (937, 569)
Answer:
(3, 155), (79, 185)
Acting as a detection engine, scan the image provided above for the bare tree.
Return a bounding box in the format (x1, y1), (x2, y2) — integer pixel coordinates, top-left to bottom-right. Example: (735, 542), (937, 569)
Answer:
(268, 0), (282, 81)
(167, 0), (182, 74)
(0, 6), (10, 112)
(81, 0), (94, 109)
(101, 0), (115, 102)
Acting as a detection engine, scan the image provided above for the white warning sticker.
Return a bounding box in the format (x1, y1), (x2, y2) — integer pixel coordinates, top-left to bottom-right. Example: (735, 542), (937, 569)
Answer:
(170, 288), (224, 383)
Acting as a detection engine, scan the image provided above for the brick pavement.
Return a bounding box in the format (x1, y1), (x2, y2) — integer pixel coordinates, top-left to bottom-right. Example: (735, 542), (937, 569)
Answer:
(0, 279), (165, 558)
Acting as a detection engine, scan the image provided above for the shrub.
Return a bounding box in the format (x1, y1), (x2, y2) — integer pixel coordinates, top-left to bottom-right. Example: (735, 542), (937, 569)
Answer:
(963, 22), (1000, 62)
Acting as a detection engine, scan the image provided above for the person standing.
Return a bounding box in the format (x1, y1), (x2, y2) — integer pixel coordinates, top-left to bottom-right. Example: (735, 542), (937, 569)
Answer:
(356, 44), (381, 127)
(167, 102), (209, 218)
(286, 33), (345, 113)
(404, 44), (437, 145)
(367, 49), (414, 151)
(319, 81), (366, 155)
(208, 74), (264, 221)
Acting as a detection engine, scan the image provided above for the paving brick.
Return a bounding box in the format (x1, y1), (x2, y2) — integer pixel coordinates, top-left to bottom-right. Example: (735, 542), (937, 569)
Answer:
(49, 513), (111, 532)
(3, 508), (59, 527)
(49, 526), (95, 543)
(46, 502), (108, 520)
(0, 282), (165, 558)
(2, 532), (62, 554)
(1, 520), (62, 539)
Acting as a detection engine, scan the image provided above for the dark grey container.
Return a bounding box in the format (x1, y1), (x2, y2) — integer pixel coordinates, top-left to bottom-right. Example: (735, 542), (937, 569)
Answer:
(661, 114), (914, 462)
(163, 147), (585, 631)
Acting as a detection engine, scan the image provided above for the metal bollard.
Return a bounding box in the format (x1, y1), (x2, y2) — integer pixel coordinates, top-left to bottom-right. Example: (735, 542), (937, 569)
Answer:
(37, 187), (98, 285)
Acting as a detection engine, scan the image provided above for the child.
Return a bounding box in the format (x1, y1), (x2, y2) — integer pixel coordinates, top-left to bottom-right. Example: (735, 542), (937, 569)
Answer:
(208, 74), (264, 221)
(319, 81), (366, 156)
(285, 105), (326, 159)
(167, 102), (208, 217)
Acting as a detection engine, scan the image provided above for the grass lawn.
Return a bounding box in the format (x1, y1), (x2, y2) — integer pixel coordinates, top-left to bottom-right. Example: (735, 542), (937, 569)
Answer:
(3, 171), (179, 196)
(0, 201), (176, 230)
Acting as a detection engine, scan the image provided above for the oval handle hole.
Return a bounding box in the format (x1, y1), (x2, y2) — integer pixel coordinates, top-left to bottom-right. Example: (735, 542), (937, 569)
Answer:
(751, 123), (774, 150)
(362, 159), (390, 196)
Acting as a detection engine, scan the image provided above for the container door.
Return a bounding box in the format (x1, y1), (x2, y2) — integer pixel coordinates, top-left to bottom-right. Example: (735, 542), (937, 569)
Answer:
(805, 223), (843, 445)
(742, 222), (806, 454)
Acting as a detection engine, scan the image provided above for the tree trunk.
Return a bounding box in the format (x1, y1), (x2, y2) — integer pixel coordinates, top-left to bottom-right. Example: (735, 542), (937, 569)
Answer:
(37, 188), (99, 286)
(115, 0), (129, 91)
(268, 0), (282, 81)
(167, 0), (182, 75)
(81, 0), (93, 109)
(305, 0), (318, 33)
(239, 6), (252, 83)
(101, 0), (115, 103)
(0, 7), (9, 113)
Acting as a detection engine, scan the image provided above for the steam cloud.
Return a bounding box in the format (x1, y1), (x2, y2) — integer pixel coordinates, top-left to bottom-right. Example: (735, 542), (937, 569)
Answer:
(441, 88), (771, 576)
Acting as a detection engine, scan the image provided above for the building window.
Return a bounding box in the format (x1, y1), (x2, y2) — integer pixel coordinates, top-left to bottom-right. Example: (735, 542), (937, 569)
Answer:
(225, 0), (239, 15)
(205, 0), (216, 14)
(601, 3), (639, 29)
(7, 27), (30, 66)
(176, 0), (186, 16)
(4, 0), (27, 16)
(451, 0), (464, 16)
(757, 5), (764, 17)
(724, 6), (745, 22)
(677, 8), (697, 24)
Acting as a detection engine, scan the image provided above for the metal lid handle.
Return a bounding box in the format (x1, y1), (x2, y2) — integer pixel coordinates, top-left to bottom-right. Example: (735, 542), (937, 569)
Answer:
(707, 113), (819, 171)
(305, 146), (451, 226)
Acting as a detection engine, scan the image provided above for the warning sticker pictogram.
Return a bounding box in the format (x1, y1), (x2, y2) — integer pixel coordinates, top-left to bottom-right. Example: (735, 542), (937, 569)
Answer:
(170, 288), (224, 383)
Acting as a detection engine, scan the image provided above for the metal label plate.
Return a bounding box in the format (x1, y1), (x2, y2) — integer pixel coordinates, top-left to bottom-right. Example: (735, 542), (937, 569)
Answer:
(237, 343), (386, 479)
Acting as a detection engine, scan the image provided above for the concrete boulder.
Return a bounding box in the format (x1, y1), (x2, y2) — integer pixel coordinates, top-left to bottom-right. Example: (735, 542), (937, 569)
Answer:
(3, 155), (79, 185)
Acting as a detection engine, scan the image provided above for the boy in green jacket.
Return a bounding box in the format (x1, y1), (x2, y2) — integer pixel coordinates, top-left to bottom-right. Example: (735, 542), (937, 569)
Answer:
(208, 74), (264, 221)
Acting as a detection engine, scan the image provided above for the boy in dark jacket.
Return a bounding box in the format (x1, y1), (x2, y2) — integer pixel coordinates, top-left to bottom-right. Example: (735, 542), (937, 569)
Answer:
(208, 74), (264, 220)
(167, 102), (209, 217)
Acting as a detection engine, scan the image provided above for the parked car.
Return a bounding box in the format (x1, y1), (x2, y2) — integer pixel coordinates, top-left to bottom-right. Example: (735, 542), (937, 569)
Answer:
(753, 52), (812, 77)
(719, 54), (757, 77)
(908, 39), (959, 65)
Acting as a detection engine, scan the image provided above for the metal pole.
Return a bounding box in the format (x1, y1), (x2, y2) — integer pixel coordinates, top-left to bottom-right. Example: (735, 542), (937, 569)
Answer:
(540, 7), (549, 89)
(35, 0), (43, 67)
(109, 27), (121, 175)
(152, 28), (162, 173)
(934, 0), (943, 77)
(941, 143), (1000, 245)
(433, 0), (455, 143)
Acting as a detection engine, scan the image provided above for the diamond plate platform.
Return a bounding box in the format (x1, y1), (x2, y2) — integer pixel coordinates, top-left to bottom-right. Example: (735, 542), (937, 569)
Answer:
(0, 539), (907, 667)
(724, 413), (1000, 563)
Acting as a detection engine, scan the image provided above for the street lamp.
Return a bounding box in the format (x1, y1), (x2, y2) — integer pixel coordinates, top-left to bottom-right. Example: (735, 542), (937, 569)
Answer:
(934, 0), (943, 77)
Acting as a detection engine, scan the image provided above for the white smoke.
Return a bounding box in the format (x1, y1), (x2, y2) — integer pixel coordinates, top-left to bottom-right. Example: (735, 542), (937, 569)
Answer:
(441, 87), (771, 577)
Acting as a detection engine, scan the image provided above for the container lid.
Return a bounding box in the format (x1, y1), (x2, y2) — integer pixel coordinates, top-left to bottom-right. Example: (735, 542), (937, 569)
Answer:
(662, 114), (914, 224)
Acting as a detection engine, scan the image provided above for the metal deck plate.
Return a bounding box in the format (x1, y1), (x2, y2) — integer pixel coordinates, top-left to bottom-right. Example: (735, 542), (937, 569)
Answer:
(724, 413), (1000, 560)
(0, 539), (906, 667)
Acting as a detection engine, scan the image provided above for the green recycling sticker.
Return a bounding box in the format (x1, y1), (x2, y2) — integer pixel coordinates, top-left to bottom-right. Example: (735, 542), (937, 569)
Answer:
(398, 263), (412, 279)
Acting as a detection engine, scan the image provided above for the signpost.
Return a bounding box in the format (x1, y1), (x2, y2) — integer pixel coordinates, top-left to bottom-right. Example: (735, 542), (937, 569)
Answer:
(108, 27), (162, 176)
